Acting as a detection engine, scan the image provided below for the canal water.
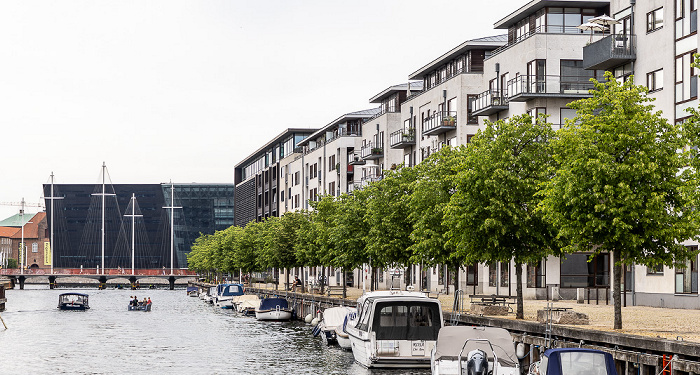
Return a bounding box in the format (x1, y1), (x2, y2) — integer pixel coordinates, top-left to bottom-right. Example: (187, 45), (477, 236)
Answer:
(0, 285), (429, 375)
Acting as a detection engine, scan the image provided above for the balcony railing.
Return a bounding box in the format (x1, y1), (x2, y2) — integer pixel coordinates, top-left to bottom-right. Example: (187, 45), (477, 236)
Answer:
(348, 151), (365, 165)
(361, 141), (384, 160)
(507, 75), (594, 102)
(489, 25), (592, 59)
(422, 111), (457, 136)
(389, 128), (416, 148)
(583, 34), (636, 70)
(472, 89), (508, 116)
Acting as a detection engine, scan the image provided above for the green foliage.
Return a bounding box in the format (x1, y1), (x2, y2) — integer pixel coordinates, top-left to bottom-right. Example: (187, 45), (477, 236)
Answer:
(330, 190), (370, 270)
(409, 146), (465, 268)
(538, 72), (699, 328)
(6, 258), (18, 269)
(364, 166), (417, 269)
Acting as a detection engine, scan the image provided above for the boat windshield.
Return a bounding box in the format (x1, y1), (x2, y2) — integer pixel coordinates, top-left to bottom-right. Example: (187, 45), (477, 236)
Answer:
(371, 301), (441, 341)
(558, 352), (607, 375)
(60, 295), (86, 304)
(223, 285), (242, 296)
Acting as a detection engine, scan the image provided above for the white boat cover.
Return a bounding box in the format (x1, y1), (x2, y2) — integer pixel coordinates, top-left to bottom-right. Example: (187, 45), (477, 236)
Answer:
(433, 326), (517, 367)
(234, 295), (260, 309)
(322, 306), (354, 330)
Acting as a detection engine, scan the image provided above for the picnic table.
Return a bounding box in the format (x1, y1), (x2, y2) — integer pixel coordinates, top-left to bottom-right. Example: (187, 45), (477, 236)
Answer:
(469, 294), (516, 312)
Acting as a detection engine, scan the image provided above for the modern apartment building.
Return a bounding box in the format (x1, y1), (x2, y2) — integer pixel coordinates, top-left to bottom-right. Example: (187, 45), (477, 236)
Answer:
(234, 128), (316, 226)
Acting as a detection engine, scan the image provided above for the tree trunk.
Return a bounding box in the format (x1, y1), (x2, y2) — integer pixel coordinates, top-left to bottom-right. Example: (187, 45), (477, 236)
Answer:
(274, 267), (278, 290)
(515, 262), (524, 320)
(321, 266), (326, 294)
(285, 267), (289, 291)
(613, 248), (622, 329)
(453, 264), (460, 297)
(370, 266), (375, 292)
(300, 267), (306, 293)
(342, 268), (347, 299)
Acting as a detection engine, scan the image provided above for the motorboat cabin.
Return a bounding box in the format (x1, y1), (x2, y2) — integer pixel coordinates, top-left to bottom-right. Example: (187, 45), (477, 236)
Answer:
(531, 348), (618, 375)
(346, 291), (443, 368)
(214, 283), (245, 309)
(431, 326), (519, 375)
(58, 293), (90, 311)
(255, 297), (293, 321)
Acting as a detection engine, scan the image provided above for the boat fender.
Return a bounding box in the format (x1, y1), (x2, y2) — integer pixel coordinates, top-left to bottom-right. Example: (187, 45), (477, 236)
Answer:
(312, 324), (322, 337)
(516, 343), (527, 359)
(304, 314), (313, 323)
(311, 317), (320, 326)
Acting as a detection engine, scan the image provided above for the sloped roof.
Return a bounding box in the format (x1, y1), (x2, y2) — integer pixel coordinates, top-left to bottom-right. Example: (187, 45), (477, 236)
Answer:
(9, 212), (46, 239)
(0, 213), (37, 227)
(408, 35), (508, 80)
(369, 82), (424, 103)
(0, 227), (20, 238)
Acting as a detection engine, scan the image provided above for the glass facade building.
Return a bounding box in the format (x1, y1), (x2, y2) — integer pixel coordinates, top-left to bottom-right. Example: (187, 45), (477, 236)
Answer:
(42, 183), (234, 269)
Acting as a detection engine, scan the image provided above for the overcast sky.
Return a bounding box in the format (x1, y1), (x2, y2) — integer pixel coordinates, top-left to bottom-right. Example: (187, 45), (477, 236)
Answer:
(0, 0), (525, 219)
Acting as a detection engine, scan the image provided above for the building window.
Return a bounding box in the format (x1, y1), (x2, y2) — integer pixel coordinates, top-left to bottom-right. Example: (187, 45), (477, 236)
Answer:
(647, 69), (664, 92)
(560, 253), (609, 288)
(676, 247), (698, 294)
(488, 263), (497, 287)
(527, 259), (546, 288)
(466, 264), (478, 286)
(647, 264), (664, 275)
(647, 8), (664, 32)
(500, 262), (509, 288)
(328, 155), (336, 171)
(676, 50), (698, 103)
(32, 242), (38, 253)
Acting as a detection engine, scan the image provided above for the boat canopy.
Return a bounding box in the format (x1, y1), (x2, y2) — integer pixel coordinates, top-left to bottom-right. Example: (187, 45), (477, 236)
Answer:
(541, 348), (617, 375)
(370, 300), (441, 341)
(433, 326), (518, 367)
(259, 297), (289, 310)
(217, 283), (244, 297)
(322, 306), (354, 328)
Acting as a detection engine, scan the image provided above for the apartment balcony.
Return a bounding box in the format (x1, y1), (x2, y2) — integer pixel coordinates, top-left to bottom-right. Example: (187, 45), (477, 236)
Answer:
(348, 151), (366, 165)
(422, 111), (457, 136)
(472, 89), (508, 116)
(583, 34), (636, 71)
(361, 142), (383, 160)
(389, 128), (416, 149)
(507, 75), (594, 102)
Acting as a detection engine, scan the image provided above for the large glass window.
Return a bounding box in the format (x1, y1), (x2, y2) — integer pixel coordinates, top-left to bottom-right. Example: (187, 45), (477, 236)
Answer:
(488, 263), (497, 287)
(527, 259), (546, 288)
(560, 253), (609, 288)
(500, 262), (509, 288)
(647, 69), (664, 92)
(676, 50), (698, 103)
(647, 8), (664, 32)
(676, 247), (698, 294)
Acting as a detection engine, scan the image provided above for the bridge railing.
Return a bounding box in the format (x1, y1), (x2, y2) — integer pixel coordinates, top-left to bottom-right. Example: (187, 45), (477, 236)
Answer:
(0, 268), (198, 276)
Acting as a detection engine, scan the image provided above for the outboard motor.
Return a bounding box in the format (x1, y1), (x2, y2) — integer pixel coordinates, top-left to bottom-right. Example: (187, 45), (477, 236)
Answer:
(466, 349), (490, 375)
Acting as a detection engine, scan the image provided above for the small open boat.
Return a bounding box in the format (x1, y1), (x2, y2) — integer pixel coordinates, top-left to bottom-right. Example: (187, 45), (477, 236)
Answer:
(233, 294), (260, 316)
(58, 293), (90, 311)
(431, 326), (519, 375)
(186, 286), (199, 297)
(255, 297), (293, 321)
(128, 303), (152, 312)
(316, 306), (356, 345)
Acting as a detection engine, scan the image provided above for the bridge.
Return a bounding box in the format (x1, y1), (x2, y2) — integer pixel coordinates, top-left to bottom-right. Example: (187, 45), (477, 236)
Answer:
(0, 268), (198, 290)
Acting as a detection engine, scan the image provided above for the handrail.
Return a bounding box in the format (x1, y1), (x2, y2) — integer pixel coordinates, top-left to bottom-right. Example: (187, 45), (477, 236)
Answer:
(507, 75), (595, 97)
(389, 128), (415, 146)
(472, 89), (507, 112)
(488, 25), (592, 59)
(422, 111), (457, 133)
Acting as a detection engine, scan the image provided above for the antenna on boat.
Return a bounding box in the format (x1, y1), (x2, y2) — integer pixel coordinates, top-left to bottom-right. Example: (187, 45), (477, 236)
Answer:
(91, 162), (115, 275)
(162, 182), (181, 275)
(124, 193), (143, 276)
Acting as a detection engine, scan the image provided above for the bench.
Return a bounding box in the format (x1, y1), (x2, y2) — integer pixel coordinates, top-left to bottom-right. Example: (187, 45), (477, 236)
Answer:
(327, 286), (344, 297)
(469, 294), (516, 312)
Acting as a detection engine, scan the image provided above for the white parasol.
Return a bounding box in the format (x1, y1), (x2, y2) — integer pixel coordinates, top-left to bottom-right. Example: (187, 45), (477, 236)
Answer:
(589, 14), (620, 35)
(578, 22), (606, 42)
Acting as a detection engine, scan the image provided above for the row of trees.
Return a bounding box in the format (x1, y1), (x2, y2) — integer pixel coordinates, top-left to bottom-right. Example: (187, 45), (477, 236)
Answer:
(188, 73), (700, 329)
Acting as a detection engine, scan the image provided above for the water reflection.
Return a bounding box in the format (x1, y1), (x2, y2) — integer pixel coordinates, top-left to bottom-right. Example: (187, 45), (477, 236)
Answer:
(0, 286), (428, 375)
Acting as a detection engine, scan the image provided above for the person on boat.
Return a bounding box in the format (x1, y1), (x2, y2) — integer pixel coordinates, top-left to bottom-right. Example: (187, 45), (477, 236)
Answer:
(132, 296), (139, 306)
(142, 297), (148, 306)
(147, 297), (152, 305)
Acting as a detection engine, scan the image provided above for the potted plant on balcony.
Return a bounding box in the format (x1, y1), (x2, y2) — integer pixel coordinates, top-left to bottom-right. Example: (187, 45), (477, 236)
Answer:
(371, 147), (383, 155)
(442, 116), (455, 126)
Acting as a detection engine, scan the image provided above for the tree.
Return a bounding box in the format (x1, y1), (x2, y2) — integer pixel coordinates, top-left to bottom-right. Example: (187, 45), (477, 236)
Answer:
(364, 166), (417, 288)
(330, 190), (371, 296)
(446, 114), (558, 319)
(409, 146), (465, 294)
(538, 73), (699, 329)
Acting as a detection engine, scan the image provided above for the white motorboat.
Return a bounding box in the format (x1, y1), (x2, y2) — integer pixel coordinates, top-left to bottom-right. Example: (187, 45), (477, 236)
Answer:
(345, 291), (443, 368)
(233, 294), (260, 316)
(214, 283), (245, 309)
(316, 306), (356, 345)
(255, 297), (293, 321)
(431, 326), (519, 375)
(335, 309), (357, 350)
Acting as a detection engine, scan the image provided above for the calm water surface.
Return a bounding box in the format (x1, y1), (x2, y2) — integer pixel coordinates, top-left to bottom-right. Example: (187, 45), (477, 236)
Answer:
(0, 285), (429, 375)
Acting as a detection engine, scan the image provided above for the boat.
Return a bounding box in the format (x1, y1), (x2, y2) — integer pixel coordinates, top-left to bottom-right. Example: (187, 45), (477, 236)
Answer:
(58, 293), (90, 311)
(345, 291), (443, 368)
(255, 297), (293, 321)
(128, 303), (152, 312)
(214, 283), (245, 309)
(233, 294), (260, 316)
(528, 348), (618, 375)
(201, 286), (217, 304)
(431, 326), (519, 375)
(334, 309), (357, 350)
(316, 306), (355, 345)
(186, 286), (199, 297)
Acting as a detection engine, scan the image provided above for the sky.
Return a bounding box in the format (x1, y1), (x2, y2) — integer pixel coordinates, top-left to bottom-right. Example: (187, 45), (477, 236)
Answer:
(0, 0), (525, 219)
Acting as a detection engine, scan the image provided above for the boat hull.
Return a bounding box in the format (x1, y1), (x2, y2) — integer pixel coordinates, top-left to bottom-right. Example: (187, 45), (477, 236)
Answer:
(255, 310), (293, 321)
(58, 304), (89, 311)
(336, 330), (352, 350)
(128, 304), (152, 312)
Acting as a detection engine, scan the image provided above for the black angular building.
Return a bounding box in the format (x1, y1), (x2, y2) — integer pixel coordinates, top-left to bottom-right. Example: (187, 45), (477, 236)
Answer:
(42, 183), (234, 269)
